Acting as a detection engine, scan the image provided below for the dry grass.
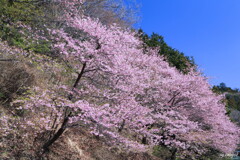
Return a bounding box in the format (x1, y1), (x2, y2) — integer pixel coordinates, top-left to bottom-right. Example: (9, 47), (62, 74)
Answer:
(44, 127), (160, 160)
(0, 61), (35, 104)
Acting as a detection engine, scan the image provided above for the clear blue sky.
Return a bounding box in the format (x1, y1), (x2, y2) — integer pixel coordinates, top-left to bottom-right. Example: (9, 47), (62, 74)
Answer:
(136, 0), (240, 89)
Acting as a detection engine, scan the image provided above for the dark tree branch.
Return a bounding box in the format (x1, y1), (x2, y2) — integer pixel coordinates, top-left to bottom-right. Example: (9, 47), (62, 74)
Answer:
(0, 59), (17, 62)
(167, 92), (181, 104)
(42, 116), (69, 153)
(42, 35), (102, 152)
(42, 62), (87, 152)
(72, 62), (87, 89)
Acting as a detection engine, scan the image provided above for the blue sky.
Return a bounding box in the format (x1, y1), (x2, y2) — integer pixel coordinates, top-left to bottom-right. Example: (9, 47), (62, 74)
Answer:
(137, 0), (240, 89)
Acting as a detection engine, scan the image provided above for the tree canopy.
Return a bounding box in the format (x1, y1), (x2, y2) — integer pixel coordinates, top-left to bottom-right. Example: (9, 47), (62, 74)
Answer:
(139, 29), (196, 73)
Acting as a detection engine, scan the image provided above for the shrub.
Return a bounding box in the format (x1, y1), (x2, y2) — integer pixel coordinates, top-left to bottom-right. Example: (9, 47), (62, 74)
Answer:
(0, 61), (34, 103)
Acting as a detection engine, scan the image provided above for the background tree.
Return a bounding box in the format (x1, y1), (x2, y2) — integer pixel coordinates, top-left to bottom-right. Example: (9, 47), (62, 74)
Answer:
(139, 29), (196, 73)
(212, 83), (240, 119)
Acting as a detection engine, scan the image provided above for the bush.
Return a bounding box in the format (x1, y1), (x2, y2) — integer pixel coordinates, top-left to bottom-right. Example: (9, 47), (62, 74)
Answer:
(152, 145), (173, 159)
(0, 61), (35, 103)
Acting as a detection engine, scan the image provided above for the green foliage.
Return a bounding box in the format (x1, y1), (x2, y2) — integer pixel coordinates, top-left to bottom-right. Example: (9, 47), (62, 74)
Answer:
(28, 40), (51, 54)
(212, 83), (240, 111)
(195, 147), (222, 160)
(220, 157), (233, 160)
(0, 0), (44, 23)
(212, 83), (240, 117)
(226, 94), (240, 110)
(212, 82), (239, 94)
(139, 29), (196, 73)
(0, 92), (5, 99)
(0, 0), (52, 54)
(0, 24), (25, 47)
(0, 23), (51, 54)
(152, 145), (174, 159)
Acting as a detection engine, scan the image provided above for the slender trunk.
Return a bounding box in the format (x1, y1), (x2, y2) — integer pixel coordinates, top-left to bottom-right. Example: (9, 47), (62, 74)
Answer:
(68, 62), (87, 100)
(42, 63), (86, 152)
(73, 62), (86, 88)
(42, 117), (69, 152)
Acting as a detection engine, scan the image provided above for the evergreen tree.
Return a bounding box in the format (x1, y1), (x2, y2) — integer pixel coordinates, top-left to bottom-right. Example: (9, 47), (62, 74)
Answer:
(139, 29), (195, 73)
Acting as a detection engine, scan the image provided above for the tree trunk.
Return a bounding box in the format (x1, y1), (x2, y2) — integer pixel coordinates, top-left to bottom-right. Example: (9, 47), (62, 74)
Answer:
(42, 63), (86, 152)
(42, 117), (69, 152)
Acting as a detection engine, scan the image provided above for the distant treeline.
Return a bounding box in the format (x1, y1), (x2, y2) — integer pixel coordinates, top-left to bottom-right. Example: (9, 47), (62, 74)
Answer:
(213, 83), (240, 113)
(139, 29), (196, 73)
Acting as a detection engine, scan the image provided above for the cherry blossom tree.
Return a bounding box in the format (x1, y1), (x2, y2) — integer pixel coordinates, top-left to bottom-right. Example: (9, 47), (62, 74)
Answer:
(2, 1), (239, 159)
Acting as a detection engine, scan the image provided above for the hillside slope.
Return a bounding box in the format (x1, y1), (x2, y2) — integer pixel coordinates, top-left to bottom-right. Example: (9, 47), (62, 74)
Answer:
(0, 1), (239, 160)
